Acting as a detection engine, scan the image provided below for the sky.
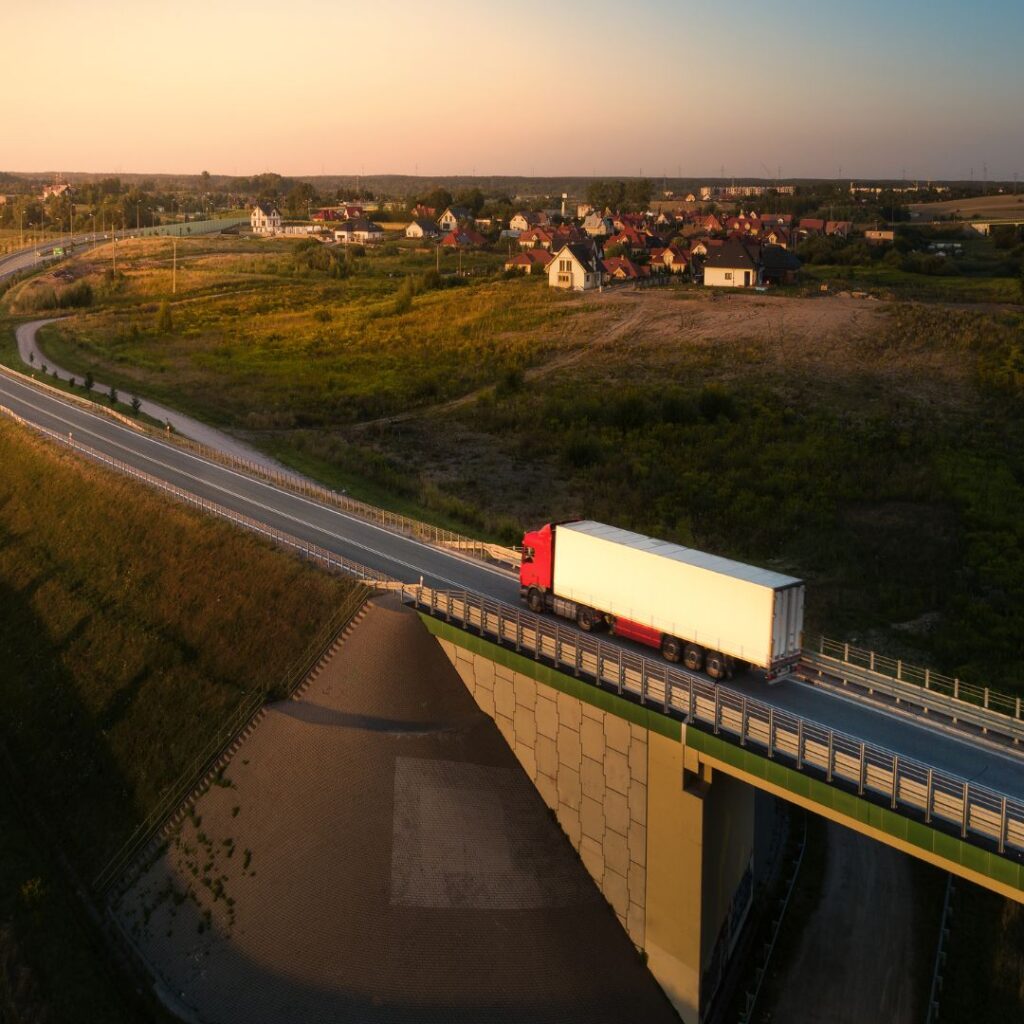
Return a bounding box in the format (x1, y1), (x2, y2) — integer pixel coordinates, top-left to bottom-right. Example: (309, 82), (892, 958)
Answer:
(2, 0), (1023, 181)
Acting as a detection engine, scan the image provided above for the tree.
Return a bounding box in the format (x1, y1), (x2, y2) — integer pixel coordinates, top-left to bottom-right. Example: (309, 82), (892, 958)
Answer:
(84, 371), (94, 392)
(623, 179), (653, 211)
(454, 188), (486, 215)
(285, 182), (318, 219)
(586, 180), (625, 213)
(419, 187), (452, 214)
(131, 395), (142, 415)
(109, 386), (118, 405)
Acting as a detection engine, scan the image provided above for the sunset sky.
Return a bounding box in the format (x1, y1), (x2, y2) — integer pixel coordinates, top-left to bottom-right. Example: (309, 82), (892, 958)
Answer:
(4, 0), (1023, 180)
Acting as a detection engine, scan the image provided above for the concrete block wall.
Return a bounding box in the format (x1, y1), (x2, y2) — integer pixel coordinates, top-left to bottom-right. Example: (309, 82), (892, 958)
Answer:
(437, 638), (649, 947)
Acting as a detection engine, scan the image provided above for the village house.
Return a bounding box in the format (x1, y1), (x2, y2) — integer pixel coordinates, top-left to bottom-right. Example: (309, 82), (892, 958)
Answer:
(334, 218), (384, 244)
(865, 228), (896, 244)
(411, 203), (436, 219)
(41, 183), (74, 201)
(438, 205), (473, 232)
(251, 202), (282, 235)
(825, 220), (853, 237)
(405, 218), (439, 240)
(702, 239), (759, 288)
(759, 244), (801, 285)
(602, 255), (648, 282)
(509, 211), (541, 233)
(651, 244), (689, 274)
(547, 242), (602, 291)
(797, 218), (826, 237)
(763, 226), (791, 248)
(518, 226), (556, 250)
(311, 208), (342, 222)
(504, 249), (554, 274)
(582, 212), (615, 237)
(441, 227), (487, 248)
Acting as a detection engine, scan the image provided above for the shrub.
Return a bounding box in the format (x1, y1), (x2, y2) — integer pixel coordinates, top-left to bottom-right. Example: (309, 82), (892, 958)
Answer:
(156, 300), (173, 332)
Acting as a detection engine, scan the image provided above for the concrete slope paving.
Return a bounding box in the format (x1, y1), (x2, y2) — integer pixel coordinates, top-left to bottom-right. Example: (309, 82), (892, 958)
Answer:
(115, 596), (678, 1024)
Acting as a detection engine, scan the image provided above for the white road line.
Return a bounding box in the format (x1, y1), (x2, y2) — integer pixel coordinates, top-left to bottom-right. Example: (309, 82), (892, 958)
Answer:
(0, 375), (513, 585)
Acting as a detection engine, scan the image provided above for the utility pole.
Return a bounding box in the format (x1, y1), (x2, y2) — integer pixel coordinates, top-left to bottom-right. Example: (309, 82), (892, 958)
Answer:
(172, 237), (177, 294)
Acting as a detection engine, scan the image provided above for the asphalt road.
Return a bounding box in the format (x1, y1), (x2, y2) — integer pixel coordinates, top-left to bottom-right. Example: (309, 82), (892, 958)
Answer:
(1, 367), (1021, 805)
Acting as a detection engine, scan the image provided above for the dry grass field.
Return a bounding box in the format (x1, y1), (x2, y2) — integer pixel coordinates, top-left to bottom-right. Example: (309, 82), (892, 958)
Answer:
(909, 192), (1024, 221)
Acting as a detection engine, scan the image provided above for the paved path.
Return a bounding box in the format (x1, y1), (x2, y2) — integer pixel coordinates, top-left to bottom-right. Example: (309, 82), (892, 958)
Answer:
(116, 598), (680, 1024)
(16, 318), (286, 470)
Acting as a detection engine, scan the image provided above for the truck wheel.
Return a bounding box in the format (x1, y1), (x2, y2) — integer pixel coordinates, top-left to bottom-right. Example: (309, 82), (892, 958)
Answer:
(705, 651), (727, 680)
(661, 636), (683, 663)
(576, 606), (595, 631)
(527, 588), (544, 613)
(683, 644), (704, 672)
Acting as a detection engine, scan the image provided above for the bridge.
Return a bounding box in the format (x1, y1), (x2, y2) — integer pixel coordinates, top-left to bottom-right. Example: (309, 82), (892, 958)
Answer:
(1, 244), (1022, 1021)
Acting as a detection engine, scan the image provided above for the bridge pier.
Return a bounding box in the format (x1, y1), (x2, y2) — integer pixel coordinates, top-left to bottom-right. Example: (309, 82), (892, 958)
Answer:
(429, 619), (755, 1022)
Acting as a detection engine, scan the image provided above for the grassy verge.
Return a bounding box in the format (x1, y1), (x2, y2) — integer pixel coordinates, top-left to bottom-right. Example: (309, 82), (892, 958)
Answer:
(803, 263), (1022, 303)
(938, 883), (1024, 1021)
(0, 417), (359, 1019)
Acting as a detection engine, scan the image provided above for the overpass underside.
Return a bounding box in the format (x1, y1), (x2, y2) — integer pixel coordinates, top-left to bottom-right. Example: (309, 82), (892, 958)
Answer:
(423, 612), (1024, 1022)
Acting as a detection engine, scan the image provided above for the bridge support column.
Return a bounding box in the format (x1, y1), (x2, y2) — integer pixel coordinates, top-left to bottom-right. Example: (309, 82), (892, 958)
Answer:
(646, 732), (754, 1023)
(428, 624), (756, 1022)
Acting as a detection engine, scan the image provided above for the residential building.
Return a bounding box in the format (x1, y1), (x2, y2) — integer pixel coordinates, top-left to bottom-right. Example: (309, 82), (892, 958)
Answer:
(547, 242), (602, 291)
(510, 211), (541, 233)
(825, 220), (853, 238)
(438, 206), (472, 232)
(864, 229), (895, 244)
(505, 249), (554, 274)
(334, 218), (384, 244)
(702, 239), (759, 288)
(406, 218), (439, 239)
(251, 202), (282, 235)
(759, 244), (801, 285)
(441, 227), (487, 248)
(41, 182), (74, 201)
(602, 255), (647, 281)
(518, 227), (556, 250)
(797, 218), (826, 237)
(582, 212), (615, 237)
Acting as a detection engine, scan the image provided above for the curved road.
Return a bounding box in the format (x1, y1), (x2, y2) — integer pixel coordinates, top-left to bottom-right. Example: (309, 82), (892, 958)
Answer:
(17, 319), (284, 469)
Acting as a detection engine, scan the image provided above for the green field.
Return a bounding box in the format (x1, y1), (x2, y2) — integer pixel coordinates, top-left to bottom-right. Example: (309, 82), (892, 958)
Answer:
(0, 417), (359, 1021)
(803, 263), (1022, 302)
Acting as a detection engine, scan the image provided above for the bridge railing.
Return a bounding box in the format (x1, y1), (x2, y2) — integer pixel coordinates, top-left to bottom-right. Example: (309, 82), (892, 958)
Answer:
(805, 633), (1021, 721)
(400, 585), (1024, 860)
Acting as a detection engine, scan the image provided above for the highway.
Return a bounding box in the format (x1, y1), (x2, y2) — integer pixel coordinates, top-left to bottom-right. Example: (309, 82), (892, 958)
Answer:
(1, 364), (1022, 808)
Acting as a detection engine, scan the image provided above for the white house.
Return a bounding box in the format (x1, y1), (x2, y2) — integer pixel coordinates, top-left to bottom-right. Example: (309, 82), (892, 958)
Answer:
(547, 243), (602, 291)
(582, 212), (615, 238)
(702, 240), (758, 288)
(437, 205), (472, 232)
(251, 202), (282, 235)
(405, 218), (439, 239)
(334, 218), (385, 244)
(509, 211), (540, 233)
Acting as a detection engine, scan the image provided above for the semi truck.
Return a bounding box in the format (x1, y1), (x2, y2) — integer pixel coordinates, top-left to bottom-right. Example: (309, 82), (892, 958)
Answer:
(519, 520), (804, 680)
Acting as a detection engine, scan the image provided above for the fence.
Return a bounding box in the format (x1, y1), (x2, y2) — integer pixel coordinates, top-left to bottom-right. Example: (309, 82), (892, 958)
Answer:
(400, 586), (1024, 860)
(0, 360), (521, 573)
(803, 634), (1023, 740)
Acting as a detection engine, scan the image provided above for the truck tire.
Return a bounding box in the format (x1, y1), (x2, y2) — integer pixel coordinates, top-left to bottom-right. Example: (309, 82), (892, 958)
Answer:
(683, 644), (704, 672)
(705, 651), (727, 680)
(527, 588), (544, 613)
(576, 606), (595, 631)
(661, 636), (683, 663)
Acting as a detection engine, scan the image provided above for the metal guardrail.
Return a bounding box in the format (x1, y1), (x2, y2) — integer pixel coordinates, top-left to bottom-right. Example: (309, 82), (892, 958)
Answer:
(805, 633), (1022, 723)
(0, 360), (521, 573)
(6, 398), (1022, 867)
(400, 586), (1024, 860)
(799, 651), (1024, 749)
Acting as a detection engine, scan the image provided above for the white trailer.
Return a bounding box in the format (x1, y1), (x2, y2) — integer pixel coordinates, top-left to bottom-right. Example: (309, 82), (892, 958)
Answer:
(548, 521), (804, 678)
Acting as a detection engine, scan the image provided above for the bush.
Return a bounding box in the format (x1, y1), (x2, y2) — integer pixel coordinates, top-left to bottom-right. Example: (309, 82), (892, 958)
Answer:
(156, 300), (173, 332)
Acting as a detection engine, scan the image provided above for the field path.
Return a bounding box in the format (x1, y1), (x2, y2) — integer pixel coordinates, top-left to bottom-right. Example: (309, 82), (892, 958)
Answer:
(15, 317), (288, 470)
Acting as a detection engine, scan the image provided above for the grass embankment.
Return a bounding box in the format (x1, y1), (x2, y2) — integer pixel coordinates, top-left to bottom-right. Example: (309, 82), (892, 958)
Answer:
(940, 884), (1024, 1022)
(0, 418), (359, 1021)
